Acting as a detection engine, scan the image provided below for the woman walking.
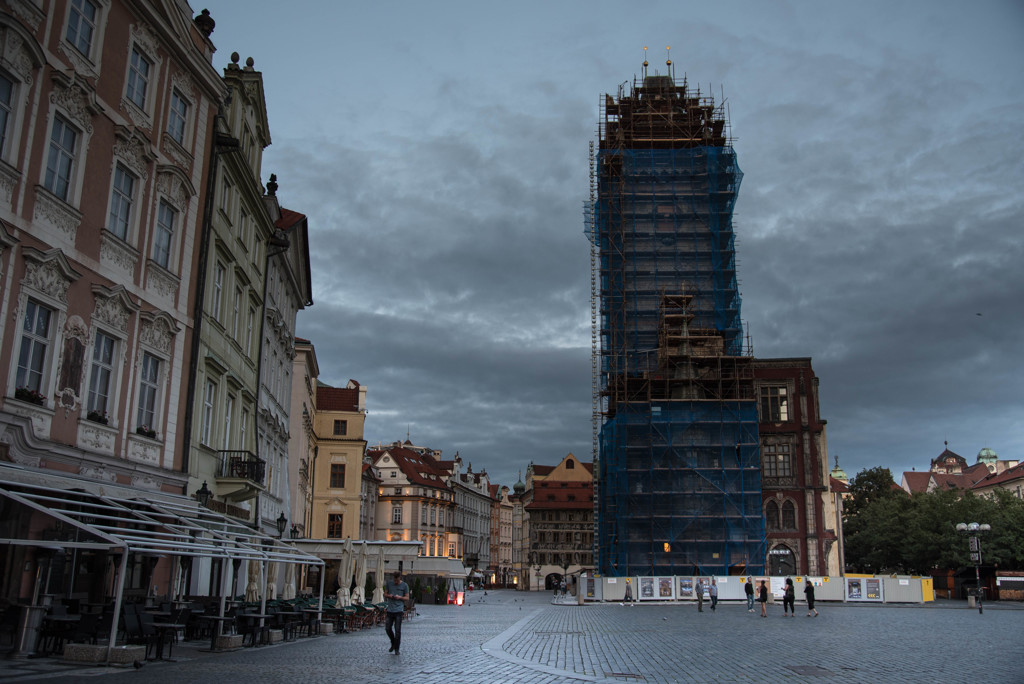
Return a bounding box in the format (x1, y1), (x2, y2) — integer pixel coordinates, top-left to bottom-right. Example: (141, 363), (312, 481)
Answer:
(783, 578), (796, 617)
(804, 580), (819, 617)
(758, 580), (768, 618)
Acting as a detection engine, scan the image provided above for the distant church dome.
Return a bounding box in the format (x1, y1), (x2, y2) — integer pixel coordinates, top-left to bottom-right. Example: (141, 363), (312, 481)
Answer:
(830, 456), (848, 483)
(977, 447), (998, 464)
(513, 471), (526, 495)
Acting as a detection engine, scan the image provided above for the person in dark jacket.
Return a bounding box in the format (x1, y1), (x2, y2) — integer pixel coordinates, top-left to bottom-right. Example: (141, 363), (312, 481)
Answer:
(804, 581), (819, 617)
(783, 578), (796, 617)
(758, 580), (768, 618)
(745, 577), (755, 612)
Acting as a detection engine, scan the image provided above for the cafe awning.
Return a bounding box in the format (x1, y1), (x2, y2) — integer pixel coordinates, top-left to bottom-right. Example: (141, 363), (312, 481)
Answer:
(0, 477), (322, 567)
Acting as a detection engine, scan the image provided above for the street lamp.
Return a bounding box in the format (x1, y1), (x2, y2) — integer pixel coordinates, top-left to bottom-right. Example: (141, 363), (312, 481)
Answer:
(195, 481), (212, 508)
(276, 512), (287, 538)
(955, 522), (991, 614)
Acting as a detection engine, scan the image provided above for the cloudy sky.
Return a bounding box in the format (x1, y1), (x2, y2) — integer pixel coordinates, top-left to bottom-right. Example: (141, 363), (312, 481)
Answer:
(198, 0), (1024, 488)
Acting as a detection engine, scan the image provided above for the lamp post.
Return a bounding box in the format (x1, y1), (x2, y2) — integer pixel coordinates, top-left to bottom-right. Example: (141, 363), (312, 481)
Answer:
(955, 522), (991, 614)
(195, 481), (212, 508)
(276, 512), (287, 538)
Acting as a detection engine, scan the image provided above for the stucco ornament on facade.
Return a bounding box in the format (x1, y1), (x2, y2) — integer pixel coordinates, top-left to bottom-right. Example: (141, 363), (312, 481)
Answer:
(50, 73), (97, 135)
(0, 25), (36, 84)
(4, 0), (46, 31)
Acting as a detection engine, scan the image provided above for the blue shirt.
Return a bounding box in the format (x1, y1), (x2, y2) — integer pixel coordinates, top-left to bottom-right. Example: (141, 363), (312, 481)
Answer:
(384, 579), (409, 613)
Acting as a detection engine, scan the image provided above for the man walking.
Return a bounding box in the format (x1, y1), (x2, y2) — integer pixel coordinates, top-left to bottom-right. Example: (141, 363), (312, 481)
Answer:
(384, 570), (410, 655)
(709, 578), (718, 612)
(745, 577), (755, 612)
(696, 579), (704, 612)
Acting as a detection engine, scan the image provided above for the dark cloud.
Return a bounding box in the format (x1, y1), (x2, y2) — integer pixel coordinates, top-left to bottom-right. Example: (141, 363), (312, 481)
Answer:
(203, 0), (1024, 486)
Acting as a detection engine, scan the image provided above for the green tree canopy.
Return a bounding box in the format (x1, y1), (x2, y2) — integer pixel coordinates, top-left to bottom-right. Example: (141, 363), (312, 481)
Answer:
(843, 469), (1024, 574)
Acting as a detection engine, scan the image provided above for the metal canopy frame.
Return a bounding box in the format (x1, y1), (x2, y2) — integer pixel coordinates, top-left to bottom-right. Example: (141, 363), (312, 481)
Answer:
(0, 477), (325, 661)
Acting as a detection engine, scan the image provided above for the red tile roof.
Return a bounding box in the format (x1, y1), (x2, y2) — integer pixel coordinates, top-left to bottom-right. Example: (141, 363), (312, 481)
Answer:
(275, 207), (306, 230)
(829, 477), (849, 493)
(316, 385), (359, 412)
(901, 471), (932, 494)
(368, 445), (452, 492)
(972, 462), (1024, 488)
(525, 482), (594, 510)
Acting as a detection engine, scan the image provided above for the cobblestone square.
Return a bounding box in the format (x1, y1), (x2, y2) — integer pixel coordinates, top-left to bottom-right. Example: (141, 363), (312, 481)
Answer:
(7, 590), (1020, 684)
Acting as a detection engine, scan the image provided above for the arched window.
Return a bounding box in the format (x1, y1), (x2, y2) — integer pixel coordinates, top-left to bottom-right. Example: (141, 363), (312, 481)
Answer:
(782, 500), (797, 530)
(765, 500), (780, 530)
(768, 544), (795, 576)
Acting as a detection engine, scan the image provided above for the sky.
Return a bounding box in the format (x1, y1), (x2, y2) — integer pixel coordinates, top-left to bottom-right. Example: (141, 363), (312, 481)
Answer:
(197, 0), (1024, 488)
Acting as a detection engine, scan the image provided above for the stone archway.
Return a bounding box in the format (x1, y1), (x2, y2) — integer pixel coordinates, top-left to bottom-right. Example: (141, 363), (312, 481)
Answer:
(768, 544), (796, 576)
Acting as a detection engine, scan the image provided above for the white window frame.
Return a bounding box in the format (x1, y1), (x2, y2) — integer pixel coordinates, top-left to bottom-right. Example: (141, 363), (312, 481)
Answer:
(0, 72), (13, 160)
(106, 163), (136, 241)
(136, 350), (161, 432)
(125, 45), (152, 110)
(86, 329), (117, 415)
(65, 0), (99, 58)
(245, 304), (256, 356)
(231, 286), (241, 340)
(239, 406), (249, 451)
(15, 299), (55, 398)
(211, 260), (225, 323)
(153, 200), (176, 269)
(223, 393), (234, 450)
(44, 114), (78, 202)
(200, 379), (216, 446)
(391, 506), (402, 525)
(167, 89), (189, 146)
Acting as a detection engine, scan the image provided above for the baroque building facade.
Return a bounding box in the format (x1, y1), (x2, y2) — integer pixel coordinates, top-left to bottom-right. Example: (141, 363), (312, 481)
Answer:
(0, 0), (221, 493)
(309, 379), (367, 539)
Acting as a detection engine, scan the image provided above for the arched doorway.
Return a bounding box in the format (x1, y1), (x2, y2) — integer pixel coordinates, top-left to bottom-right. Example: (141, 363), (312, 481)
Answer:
(545, 573), (562, 591)
(768, 544), (795, 576)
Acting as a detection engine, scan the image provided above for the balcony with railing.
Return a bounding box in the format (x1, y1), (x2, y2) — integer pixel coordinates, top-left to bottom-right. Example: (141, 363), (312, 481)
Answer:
(215, 450), (266, 502)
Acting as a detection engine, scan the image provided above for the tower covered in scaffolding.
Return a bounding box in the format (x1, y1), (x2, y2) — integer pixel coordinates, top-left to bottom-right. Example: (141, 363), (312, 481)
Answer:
(588, 59), (765, 577)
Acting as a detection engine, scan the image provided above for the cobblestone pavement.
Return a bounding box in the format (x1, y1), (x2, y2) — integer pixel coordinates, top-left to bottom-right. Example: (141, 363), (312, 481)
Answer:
(2, 590), (1021, 683)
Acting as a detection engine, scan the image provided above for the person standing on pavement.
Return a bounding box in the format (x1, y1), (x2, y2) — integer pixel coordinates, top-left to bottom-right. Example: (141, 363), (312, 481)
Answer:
(758, 580), (768, 617)
(696, 579), (705, 612)
(804, 581), (819, 617)
(783, 577), (796, 617)
(745, 577), (755, 612)
(709, 578), (718, 612)
(384, 571), (410, 655)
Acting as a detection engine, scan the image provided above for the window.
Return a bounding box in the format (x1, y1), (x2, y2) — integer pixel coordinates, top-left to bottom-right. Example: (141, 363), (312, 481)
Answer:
(245, 305), (256, 355)
(66, 0), (97, 57)
(763, 444), (792, 478)
(430, 507), (436, 525)
(107, 164), (136, 240)
(781, 500), (797, 530)
(200, 379), (215, 446)
(333, 420), (347, 436)
(220, 178), (232, 217)
(223, 394), (234, 450)
(211, 261), (224, 321)
(136, 352), (160, 429)
(231, 287), (241, 339)
(0, 74), (12, 156)
(86, 331), (116, 414)
(327, 514), (343, 539)
(153, 201), (175, 268)
(759, 386), (789, 422)
(239, 407), (249, 450)
(330, 463), (346, 488)
(45, 115), (77, 201)
(126, 47), (152, 109)
(448, 543), (456, 558)
(765, 501), (780, 530)
(16, 301), (53, 394)
(167, 90), (188, 145)
(566, 459), (575, 469)
(391, 506), (402, 524)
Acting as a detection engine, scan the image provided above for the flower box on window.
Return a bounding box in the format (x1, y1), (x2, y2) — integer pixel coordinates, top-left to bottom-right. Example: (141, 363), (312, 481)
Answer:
(15, 387), (46, 406)
(86, 410), (109, 425)
(136, 425), (157, 439)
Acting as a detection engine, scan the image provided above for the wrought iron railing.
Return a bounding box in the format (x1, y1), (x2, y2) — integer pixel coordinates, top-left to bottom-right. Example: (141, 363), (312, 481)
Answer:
(218, 450), (266, 484)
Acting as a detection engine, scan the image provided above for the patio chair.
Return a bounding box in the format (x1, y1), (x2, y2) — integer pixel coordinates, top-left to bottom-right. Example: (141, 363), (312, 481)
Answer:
(68, 612), (101, 645)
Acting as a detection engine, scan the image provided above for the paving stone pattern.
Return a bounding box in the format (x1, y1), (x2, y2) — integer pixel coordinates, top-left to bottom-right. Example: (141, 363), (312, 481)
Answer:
(8, 591), (1021, 683)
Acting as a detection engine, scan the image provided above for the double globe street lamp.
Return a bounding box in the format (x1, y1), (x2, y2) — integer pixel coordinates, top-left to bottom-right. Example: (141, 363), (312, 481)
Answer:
(955, 522), (991, 614)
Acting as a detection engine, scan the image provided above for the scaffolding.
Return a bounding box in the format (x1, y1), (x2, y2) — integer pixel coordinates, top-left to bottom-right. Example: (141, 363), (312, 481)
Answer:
(587, 65), (765, 577)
